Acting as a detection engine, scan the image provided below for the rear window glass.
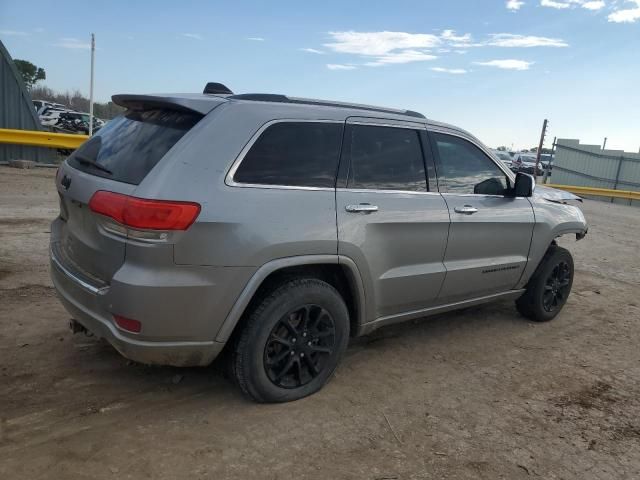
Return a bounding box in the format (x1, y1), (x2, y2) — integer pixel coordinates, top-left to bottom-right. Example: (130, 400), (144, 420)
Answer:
(67, 109), (201, 185)
(233, 122), (343, 188)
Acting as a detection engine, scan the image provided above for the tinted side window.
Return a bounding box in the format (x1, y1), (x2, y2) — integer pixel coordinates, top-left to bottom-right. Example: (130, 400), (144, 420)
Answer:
(233, 122), (343, 188)
(432, 133), (509, 195)
(346, 125), (426, 192)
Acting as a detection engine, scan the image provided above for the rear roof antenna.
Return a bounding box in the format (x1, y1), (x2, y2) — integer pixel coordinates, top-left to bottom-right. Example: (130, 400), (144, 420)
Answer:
(203, 82), (233, 95)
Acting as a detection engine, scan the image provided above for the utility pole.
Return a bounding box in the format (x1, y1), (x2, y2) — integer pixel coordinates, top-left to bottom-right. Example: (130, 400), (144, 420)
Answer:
(542, 136), (556, 184)
(602, 137), (607, 150)
(534, 118), (548, 183)
(89, 33), (95, 136)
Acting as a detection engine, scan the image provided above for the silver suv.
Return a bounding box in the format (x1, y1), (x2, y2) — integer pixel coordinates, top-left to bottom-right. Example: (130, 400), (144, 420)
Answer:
(50, 83), (588, 402)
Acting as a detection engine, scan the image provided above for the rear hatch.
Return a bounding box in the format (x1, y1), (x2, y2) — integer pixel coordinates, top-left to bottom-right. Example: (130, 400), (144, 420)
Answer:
(53, 108), (204, 284)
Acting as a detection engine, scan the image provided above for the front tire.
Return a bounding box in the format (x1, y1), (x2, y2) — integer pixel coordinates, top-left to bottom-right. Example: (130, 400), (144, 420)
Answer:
(516, 245), (574, 322)
(231, 278), (350, 403)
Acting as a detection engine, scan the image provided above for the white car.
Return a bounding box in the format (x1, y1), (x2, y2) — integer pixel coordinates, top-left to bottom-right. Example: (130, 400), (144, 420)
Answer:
(33, 100), (67, 116)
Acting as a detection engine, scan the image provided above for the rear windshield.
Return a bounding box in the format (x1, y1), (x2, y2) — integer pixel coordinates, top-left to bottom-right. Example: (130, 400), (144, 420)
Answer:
(67, 109), (202, 185)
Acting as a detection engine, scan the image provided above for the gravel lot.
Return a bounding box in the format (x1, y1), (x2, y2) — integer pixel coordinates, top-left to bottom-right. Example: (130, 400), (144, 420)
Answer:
(1, 165), (639, 479)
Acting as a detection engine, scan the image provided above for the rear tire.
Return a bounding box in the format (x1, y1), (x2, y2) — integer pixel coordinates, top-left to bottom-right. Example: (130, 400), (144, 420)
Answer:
(516, 245), (574, 322)
(231, 278), (350, 403)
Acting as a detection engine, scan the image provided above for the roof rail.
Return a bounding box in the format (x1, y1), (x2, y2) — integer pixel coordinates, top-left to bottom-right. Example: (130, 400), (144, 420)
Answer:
(228, 93), (426, 119)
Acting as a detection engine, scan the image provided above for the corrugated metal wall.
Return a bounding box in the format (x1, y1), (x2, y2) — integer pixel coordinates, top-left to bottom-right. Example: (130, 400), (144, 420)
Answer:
(0, 40), (53, 163)
(552, 139), (640, 206)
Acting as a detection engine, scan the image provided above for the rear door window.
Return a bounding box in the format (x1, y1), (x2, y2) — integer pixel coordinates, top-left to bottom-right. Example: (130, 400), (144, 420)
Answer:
(345, 124), (427, 192)
(233, 122), (343, 188)
(67, 109), (201, 185)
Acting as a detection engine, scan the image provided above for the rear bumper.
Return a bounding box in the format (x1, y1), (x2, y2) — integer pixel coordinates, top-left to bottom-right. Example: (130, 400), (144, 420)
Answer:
(50, 246), (237, 367)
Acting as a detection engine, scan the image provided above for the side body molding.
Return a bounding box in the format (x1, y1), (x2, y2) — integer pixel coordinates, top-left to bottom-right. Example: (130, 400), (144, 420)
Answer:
(215, 255), (368, 342)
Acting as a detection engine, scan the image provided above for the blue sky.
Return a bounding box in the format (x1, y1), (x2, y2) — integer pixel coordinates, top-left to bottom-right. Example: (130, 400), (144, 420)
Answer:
(1, 0), (639, 151)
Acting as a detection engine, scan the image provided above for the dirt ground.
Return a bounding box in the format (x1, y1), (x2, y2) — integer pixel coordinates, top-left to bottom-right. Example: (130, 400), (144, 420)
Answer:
(1, 165), (639, 480)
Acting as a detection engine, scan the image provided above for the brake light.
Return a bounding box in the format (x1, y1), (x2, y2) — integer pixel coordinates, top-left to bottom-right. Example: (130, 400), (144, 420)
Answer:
(113, 315), (142, 333)
(89, 191), (200, 230)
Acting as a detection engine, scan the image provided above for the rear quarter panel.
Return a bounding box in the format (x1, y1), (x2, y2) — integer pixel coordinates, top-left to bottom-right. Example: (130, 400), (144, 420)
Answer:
(136, 102), (342, 267)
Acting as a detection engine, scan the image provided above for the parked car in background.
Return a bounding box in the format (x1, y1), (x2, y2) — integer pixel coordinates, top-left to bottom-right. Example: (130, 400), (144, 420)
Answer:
(40, 108), (104, 135)
(513, 153), (543, 176)
(39, 109), (67, 127)
(50, 84), (587, 402)
(492, 150), (514, 169)
(33, 100), (67, 115)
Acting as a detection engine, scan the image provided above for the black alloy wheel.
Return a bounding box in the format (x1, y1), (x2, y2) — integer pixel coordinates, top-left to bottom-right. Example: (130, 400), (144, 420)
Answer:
(264, 305), (336, 388)
(542, 260), (572, 313)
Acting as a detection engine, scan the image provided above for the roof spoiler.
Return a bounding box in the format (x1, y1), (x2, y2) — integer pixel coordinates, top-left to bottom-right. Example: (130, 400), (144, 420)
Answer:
(112, 94), (224, 115)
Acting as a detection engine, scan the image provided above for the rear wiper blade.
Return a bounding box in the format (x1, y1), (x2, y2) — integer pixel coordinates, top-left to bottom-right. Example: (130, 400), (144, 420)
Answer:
(74, 154), (113, 175)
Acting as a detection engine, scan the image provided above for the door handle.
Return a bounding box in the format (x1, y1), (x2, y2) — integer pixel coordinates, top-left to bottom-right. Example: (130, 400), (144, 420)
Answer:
(345, 204), (379, 214)
(454, 205), (478, 215)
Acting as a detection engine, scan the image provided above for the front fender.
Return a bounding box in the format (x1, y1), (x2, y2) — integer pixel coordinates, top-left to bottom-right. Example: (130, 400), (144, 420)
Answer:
(517, 200), (587, 289)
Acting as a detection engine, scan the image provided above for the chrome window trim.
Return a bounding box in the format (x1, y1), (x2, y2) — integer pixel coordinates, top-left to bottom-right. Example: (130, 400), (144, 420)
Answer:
(441, 192), (529, 200)
(336, 187), (440, 196)
(345, 120), (427, 130)
(225, 119), (344, 191)
(427, 127), (516, 187)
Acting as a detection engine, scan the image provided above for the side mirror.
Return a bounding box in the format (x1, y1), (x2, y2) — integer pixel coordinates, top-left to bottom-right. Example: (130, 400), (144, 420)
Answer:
(513, 172), (535, 197)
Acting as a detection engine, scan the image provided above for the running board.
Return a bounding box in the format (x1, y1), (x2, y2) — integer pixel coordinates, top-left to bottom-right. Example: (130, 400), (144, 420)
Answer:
(358, 289), (526, 336)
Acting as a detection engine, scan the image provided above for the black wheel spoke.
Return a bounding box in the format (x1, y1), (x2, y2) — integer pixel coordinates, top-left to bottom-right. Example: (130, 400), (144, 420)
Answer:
(266, 347), (291, 366)
(309, 345), (332, 355)
(282, 316), (299, 336)
(273, 356), (296, 382)
(299, 306), (311, 331)
(303, 355), (319, 376)
(269, 333), (292, 348)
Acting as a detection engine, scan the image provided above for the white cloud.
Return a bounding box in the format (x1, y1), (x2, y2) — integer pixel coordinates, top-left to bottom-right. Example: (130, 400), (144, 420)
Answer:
(440, 29), (473, 45)
(323, 31), (447, 67)
(541, 0), (572, 8)
(181, 33), (203, 40)
(506, 0), (525, 10)
(541, 0), (606, 9)
(365, 50), (437, 66)
(327, 64), (356, 70)
(582, 1), (605, 10)
(246, 37), (265, 41)
(324, 31), (441, 56)
(300, 48), (324, 54)
(608, 1), (640, 22)
(488, 33), (569, 47)
(0, 30), (29, 36)
(53, 37), (90, 49)
(319, 30), (565, 70)
(474, 59), (533, 70)
(432, 67), (468, 74)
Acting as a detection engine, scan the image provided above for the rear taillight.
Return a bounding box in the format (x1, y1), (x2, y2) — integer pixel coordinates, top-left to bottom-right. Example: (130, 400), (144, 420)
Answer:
(113, 315), (142, 333)
(89, 191), (200, 231)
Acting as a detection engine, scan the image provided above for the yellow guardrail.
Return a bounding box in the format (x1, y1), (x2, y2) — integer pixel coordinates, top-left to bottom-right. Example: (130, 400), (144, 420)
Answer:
(0, 128), (88, 150)
(547, 184), (640, 201)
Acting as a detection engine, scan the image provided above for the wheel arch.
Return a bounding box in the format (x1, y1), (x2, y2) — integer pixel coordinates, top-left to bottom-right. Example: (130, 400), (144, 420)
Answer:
(215, 255), (367, 343)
